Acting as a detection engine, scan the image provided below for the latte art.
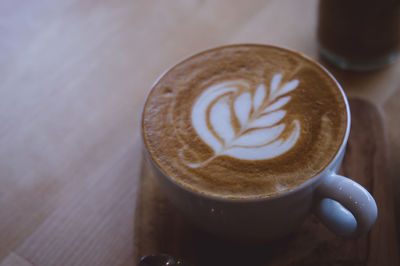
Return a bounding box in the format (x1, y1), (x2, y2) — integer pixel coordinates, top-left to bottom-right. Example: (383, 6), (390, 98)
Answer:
(142, 45), (348, 198)
(188, 74), (300, 167)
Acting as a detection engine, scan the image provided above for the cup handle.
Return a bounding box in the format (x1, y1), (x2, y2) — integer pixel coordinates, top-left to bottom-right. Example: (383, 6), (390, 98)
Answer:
(313, 173), (378, 237)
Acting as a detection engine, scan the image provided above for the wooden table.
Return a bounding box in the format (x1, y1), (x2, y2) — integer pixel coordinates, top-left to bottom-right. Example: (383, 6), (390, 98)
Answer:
(0, 0), (399, 265)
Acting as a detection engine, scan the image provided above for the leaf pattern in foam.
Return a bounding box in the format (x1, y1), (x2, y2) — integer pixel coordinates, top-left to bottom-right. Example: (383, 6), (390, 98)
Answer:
(270, 73), (283, 96)
(186, 73), (301, 168)
(253, 84), (266, 111)
(223, 120), (300, 160)
(231, 124), (285, 147)
(234, 92), (251, 127)
(248, 110), (286, 128)
(262, 96), (291, 113)
(273, 79), (299, 100)
(209, 95), (235, 145)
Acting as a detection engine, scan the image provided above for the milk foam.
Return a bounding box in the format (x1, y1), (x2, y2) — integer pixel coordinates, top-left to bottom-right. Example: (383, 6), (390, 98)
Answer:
(188, 73), (300, 167)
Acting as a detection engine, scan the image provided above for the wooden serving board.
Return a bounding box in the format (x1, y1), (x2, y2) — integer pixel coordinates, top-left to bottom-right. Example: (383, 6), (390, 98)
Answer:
(133, 98), (399, 266)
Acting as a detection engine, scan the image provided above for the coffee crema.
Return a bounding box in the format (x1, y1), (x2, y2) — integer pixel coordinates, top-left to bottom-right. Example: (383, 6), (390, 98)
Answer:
(142, 45), (348, 198)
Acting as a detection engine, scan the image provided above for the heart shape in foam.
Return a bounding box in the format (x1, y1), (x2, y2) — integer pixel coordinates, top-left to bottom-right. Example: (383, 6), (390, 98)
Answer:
(187, 73), (300, 168)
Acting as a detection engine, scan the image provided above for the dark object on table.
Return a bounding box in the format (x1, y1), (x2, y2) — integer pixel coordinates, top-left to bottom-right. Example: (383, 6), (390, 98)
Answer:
(317, 0), (400, 71)
(139, 254), (192, 266)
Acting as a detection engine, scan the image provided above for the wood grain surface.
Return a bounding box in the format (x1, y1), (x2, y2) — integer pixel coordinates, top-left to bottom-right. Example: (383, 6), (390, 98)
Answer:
(1, 0), (399, 265)
(134, 98), (399, 266)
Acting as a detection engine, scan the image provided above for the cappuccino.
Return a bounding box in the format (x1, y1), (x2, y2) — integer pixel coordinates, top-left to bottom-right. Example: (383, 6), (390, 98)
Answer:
(142, 45), (347, 198)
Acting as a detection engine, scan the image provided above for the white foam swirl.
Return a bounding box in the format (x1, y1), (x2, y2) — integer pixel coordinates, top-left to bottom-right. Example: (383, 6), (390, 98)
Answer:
(187, 74), (300, 168)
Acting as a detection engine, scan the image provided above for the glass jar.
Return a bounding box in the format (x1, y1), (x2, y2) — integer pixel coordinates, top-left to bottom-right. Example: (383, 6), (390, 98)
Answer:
(317, 0), (400, 71)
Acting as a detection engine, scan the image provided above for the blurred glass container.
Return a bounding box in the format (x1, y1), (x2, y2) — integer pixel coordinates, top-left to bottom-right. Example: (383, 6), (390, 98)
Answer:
(317, 0), (400, 71)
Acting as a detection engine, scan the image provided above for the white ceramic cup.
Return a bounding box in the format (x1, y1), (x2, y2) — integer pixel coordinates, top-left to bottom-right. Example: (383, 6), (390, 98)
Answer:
(141, 46), (378, 242)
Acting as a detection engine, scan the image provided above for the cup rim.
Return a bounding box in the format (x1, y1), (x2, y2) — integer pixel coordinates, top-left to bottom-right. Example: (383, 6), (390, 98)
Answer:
(140, 43), (351, 202)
